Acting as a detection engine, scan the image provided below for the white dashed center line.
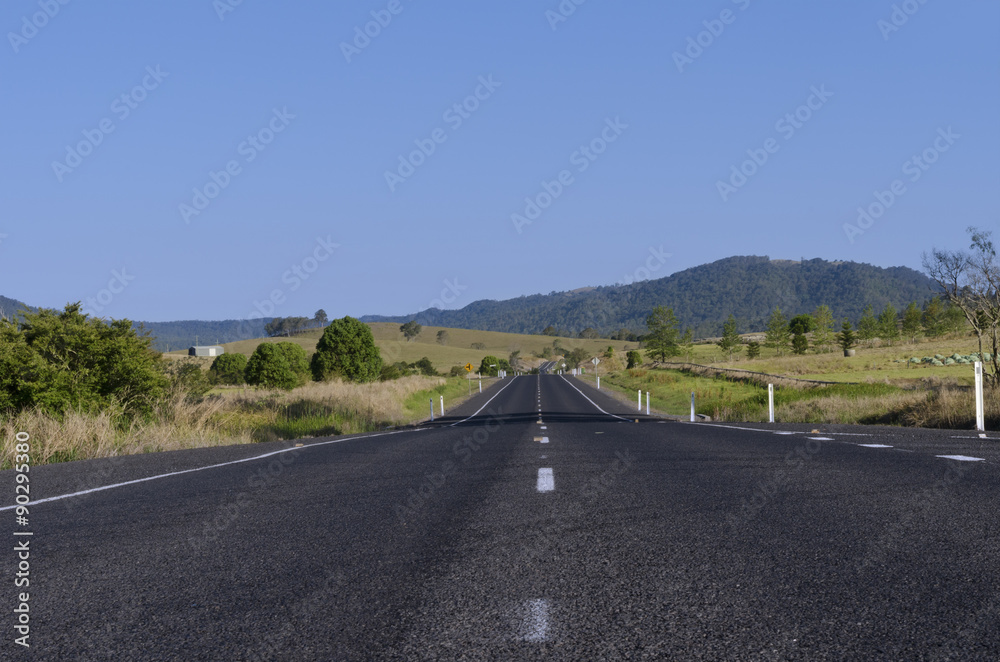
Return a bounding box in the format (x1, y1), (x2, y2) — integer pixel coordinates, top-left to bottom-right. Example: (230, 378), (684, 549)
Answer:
(537, 468), (554, 492)
(520, 599), (550, 642)
(937, 455), (985, 462)
(858, 444), (893, 448)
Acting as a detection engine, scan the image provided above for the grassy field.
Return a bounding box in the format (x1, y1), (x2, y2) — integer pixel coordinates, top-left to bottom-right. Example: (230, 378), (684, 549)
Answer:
(0, 375), (482, 468)
(169, 323), (640, 374)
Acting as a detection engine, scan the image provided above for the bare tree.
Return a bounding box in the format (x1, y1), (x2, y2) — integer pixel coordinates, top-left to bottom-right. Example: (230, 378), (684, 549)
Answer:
(923, 227), (1000, 384)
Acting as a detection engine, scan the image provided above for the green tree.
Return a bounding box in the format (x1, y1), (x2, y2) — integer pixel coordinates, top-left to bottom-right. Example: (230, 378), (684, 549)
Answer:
(209, 353), (247, 385)
(273, 342), (310, 386)
(716, 314), (742, 361)
(856, 305), (879, 346)
(644, 306), (681, 362)
(479, 355), (501, 376)
(626, 350), (642, 369)
(436, 330), (449, 345)
(788, 314), (815, 335)
(837, 319), (857, 353)
(400, 320), (422, 342)
(578, 327), (600, 339)
(922, 297), (947, 338)
(791, 332), (809, 355)
(311, 316), (383, 383)
(901, 302), (923, 343)
(565, 347), (590, 368)
(745, 341), (761, 360)
(245, 343), (300, 390)
(811, 305), (835, 352)
(764, 308), (791, 356)
(878, 303), (900, 346)
(542, 326), (558, 336)
(2, 304), (168, 419)
(413, 357), (438, 376)
(680, 328), (695, 361)
(314, 309), (328, 325)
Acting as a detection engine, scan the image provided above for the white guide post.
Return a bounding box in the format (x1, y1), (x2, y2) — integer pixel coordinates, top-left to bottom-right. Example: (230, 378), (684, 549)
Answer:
(440, 395), (445, 417)
(690, 392), (695, 422)
(638, 389), (642, 412)
(768, 384), (775, 423)
(975, 362), (985, 434)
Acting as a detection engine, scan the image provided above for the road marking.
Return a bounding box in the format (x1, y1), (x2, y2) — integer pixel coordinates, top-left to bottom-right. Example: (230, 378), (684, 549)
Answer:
(450, 375), (520, 427)
(858, 444), (893, 448)
(537, 468), (554, 492)
(520, 599), (550, 642)
(693, 422), (873, 437)
(808, 437), (834, 441)
(595, 432), (604, 435)
(937, 455), (985, 462)
(540, 426), (547, 430)
(533, 437), (549, 443)
(0, 428), (420, 512)
(558, 376), (630, 421)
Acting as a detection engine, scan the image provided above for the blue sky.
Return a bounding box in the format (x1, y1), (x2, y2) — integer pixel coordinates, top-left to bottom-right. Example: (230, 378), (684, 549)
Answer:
(2, 0), (997, 322)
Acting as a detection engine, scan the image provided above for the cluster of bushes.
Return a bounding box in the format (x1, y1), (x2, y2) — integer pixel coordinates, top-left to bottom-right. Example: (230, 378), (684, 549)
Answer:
(0, 305), (168, 420)
(380, 357), (437, 381)
(0, 307), (391, 421)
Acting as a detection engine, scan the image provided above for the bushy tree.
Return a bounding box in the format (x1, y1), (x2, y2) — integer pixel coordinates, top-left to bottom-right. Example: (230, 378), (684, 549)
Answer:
(792, 332), (809, 355)
(565, 347), (590, 369)
(311, 316), (383, 383)
(764, 308), (791, 356)
(856, 305), (879, 346)
(745, 341), (761, 359)
(479, 355), (501, 376)
(811, 305), (835, 352)
(901, 302), (922, 343)
(210, 353), (247, 385)
(717, 314), (742, 361)
(245, 343), (299, 390)
(837, 320), (857, 353)
(1, 304), (168, 419)
(414, 357), (438, 376)
(922, 297), (947, 338)
(314, 309), (328, 325)
(878, 303), (900, 346)
(578, 327), (600, 339)
(645, 306), (681, 362)
(273, 342), (310, 386)
(436, 330), (449, 345)
(788, 314), (815, 335)
(400, 320), (422, 342)
(626, 350), (642, 369)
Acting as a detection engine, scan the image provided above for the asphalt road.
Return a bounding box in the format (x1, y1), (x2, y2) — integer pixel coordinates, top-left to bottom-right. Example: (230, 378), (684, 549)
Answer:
(2, 375), (999, 660)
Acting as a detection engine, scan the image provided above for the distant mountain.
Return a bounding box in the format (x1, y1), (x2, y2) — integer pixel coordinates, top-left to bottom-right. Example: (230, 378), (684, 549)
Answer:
(0, 295), (33, 320)
(134, 319), (273, 352)
(0, 295), (270, 351)
(360, 256), (938, 337)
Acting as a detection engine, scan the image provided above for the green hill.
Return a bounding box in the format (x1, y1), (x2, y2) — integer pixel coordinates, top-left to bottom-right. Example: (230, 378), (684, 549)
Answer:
(361, 256), (936, 337)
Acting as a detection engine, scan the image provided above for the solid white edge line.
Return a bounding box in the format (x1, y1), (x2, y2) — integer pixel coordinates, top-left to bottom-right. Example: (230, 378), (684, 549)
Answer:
(0, 428), (422, 512)
(691, 421), (873, 437)
(450, 375), (521, 427)
(557, 375), (630, 421)
(936, 454), (986, 462)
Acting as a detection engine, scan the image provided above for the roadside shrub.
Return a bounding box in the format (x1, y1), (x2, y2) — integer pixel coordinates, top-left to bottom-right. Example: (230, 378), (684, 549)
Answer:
(311, 316), (383, 383)
(209, 353), (247, 385)
(245, 344), (299, 390)
(273, 342), (310, 386)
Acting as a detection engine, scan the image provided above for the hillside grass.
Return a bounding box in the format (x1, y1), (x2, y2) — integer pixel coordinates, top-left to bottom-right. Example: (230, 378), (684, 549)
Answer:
(169, 323), (639, 374)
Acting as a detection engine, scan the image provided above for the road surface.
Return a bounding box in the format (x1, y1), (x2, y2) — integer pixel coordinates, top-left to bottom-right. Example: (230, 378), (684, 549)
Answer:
(2, 374), (999, 659)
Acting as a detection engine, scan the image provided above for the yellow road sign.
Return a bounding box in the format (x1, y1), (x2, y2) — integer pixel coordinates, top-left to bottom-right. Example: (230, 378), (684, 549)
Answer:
(464, 363), (474, 372)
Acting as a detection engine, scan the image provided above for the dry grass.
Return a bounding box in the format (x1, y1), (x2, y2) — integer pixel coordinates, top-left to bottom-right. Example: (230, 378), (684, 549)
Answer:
(0, 375), (444, 467)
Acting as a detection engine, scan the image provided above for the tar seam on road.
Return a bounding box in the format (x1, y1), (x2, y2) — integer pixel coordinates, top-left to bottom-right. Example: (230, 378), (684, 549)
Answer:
(0, 428), (421, 512)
